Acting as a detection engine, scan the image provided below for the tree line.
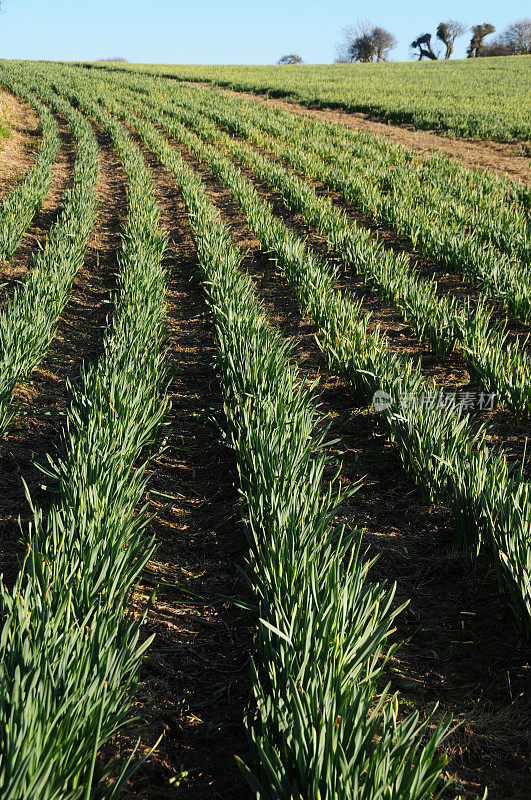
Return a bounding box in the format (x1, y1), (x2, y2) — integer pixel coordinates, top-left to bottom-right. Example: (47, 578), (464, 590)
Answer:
(278, 17), (530, 64)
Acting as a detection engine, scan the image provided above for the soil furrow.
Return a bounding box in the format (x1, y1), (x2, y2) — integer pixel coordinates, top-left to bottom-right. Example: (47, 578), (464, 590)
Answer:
(151, 121), (530, 469)
(102, 138), (253, 800)
(213, 128), (530, 342)
(0, 124), (126, 586)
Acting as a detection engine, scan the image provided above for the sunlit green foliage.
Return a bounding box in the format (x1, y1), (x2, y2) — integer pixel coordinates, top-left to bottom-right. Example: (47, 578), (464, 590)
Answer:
(121, 103), (451, 799)
(0, 67), (168, 798)
(0, 57), (529, 800)
(112, 89), (530, 634)
(0, 64), (98, 442)
(92, 56), (531, 140)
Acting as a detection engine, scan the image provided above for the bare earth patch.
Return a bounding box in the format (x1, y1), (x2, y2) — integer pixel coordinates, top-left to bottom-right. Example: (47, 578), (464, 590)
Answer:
(0, 89), (40, 200)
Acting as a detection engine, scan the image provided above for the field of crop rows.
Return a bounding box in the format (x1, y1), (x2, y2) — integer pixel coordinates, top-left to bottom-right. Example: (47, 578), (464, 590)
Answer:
(0, 60), (529, 800)
(98, 56), (531, 141)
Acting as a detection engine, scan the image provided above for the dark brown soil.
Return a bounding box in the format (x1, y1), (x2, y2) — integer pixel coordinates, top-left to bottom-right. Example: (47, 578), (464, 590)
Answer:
(238, 228), (530, 800)
(171, 99), (527, 349)
(102, 135), (254, 800)
(0, 89), (40, 200)
(0, 125), (127, 586)
(131, 125), (530, 800)
(231, 146), (531, 462)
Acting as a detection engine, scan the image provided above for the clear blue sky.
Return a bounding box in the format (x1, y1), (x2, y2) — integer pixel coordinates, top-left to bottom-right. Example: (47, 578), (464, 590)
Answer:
(0, 0), (528, 64)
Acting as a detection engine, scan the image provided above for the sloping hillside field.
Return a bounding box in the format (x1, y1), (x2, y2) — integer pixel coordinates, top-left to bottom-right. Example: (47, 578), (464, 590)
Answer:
(95, 56), (531, 140)
(0, 58), (529, 800)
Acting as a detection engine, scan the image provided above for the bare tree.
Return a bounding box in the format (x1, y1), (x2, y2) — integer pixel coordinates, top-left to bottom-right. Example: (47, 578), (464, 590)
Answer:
(502, 18), (531, 53)
(277, 54), (303, 64)
(482, 18), (531, 56)
(467, 23), (495, 57)
(335, 19), (372, 62)
(96, 57), (129, 63)
(338, 22), (396, 63)
(411, 33), (438, 60)
(372, 27), (397, 61)
(436, 20), (466, 59)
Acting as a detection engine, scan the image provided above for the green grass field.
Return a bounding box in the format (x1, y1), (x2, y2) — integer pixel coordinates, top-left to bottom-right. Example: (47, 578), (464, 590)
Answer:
(96, 55), (531, 141)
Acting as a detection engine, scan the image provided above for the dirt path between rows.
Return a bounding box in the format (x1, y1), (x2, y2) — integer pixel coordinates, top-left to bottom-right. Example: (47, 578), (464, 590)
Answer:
(190, 83), (531, 187)
(0, 89), (40, 200)
(104, 133), (253, 800)
(147, 113), (528, 468)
